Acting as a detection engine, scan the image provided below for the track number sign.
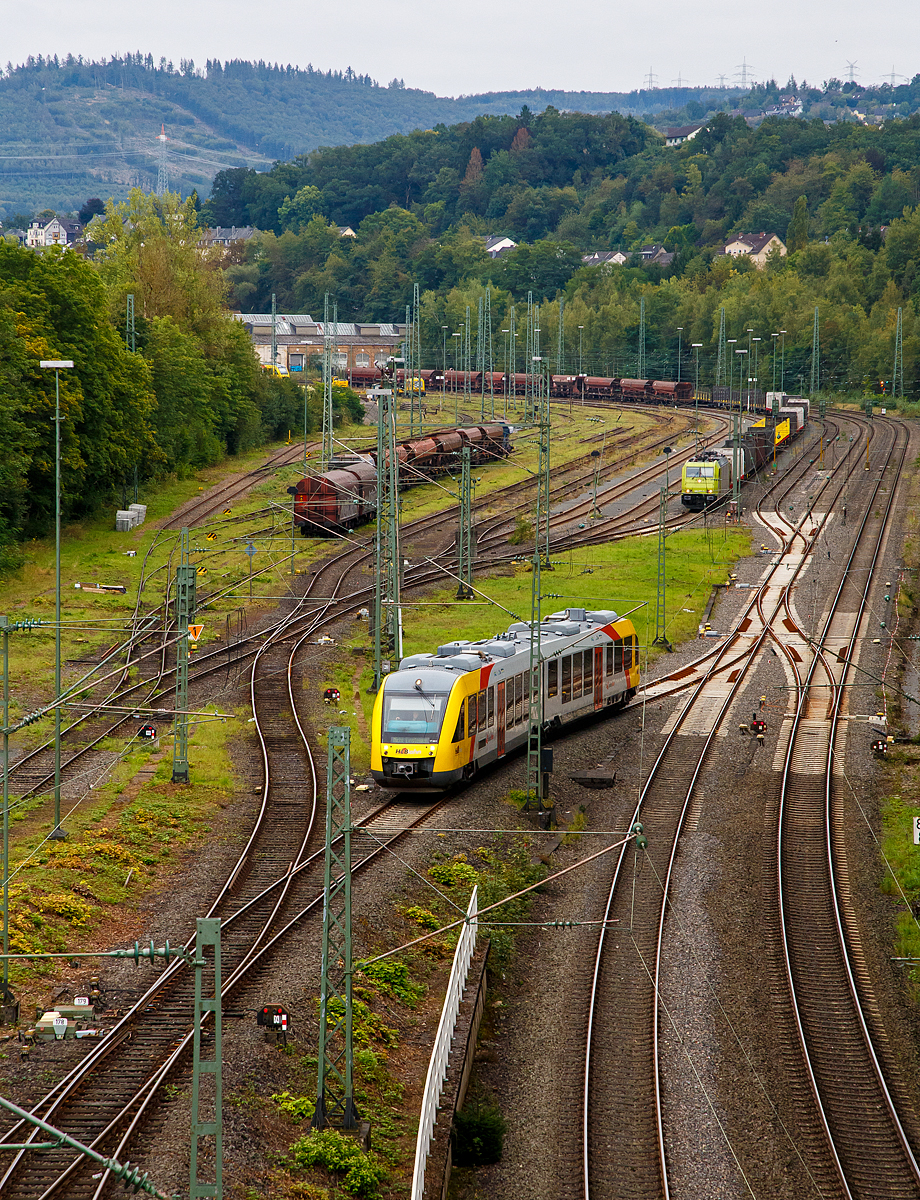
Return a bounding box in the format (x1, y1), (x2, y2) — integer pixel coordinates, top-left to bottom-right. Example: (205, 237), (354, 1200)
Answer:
(913, 817), (920, 846)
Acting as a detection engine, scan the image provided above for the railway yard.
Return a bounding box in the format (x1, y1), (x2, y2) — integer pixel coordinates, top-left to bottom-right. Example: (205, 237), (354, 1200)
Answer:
(0, 393), (919, 1200)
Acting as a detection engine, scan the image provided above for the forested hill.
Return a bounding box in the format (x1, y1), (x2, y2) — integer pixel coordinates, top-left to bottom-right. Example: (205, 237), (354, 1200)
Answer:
(0, 54), (742, 221)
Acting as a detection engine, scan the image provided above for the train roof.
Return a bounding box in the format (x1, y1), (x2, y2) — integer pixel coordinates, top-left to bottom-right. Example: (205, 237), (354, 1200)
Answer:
(392, 608), (629, 681)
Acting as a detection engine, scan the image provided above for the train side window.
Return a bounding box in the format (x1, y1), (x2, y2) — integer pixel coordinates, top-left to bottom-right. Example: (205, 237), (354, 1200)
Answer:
(452, 701), (465, 743)
(547, 659), (558, 698)
(583, 649), (594, 693)
(488, 688), (494, 728)
(561, 656), (571, 702)
(615, 641), (623, 672)
(514, 673), (523, 724)
(572, 652), (583, 699)
(606, 644), (613, 677)
(468, 692), (477, 735)
(478, 690), (487, 731)
(506, 679), (514, 729)
(625, 636), (634, 669)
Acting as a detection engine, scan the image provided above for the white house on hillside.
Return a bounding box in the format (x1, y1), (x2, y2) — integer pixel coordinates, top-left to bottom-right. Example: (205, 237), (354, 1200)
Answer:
(27, 217), (83, 247)
(722, 232), (787, 267)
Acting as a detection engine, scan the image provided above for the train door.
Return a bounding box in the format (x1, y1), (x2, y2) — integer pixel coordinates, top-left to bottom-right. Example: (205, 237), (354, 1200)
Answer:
(593, 648), (603, 711)
(497, 682), (505, 756)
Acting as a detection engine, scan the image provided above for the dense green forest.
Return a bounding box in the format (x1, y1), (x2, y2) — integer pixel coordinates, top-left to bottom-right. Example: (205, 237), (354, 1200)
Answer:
(0, 54), (746, 221)
(204, 105), (920, 400)
(0, 189), (361, 563)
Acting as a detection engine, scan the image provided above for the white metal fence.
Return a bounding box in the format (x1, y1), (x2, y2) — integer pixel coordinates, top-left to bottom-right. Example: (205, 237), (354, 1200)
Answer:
(411, 886), (479, 1200)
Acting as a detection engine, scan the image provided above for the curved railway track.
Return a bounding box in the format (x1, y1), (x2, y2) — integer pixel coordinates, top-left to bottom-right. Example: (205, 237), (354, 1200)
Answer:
(580, 411), (919, 1199)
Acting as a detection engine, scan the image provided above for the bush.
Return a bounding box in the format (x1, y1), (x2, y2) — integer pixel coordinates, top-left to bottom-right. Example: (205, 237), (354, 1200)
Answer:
(508, 515), (534, 545)
(452, 1100), (506, 1166)
(428, 859), (479, 888)
(271, 1091), (315, 1122)
(288, 1128), (387, 1198)
(357, 959), (424, 1007)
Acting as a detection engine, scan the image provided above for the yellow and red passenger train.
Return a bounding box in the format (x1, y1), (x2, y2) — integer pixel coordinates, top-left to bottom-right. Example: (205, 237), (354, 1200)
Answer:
(370, 607), (639, 792)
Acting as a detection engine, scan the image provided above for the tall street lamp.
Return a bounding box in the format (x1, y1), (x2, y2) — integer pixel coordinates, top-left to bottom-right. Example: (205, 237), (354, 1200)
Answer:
(691, 343), (703, 449)
(452, 332), (462, 423)
(751, 337), (761, 410)
(780, 329), (787, 394)
(771, 332), (779, 397)
(40, 359), (74, 841)
(734, 349), (747, 511)
(578, 325), (584, 375)
(676, 326), (683, 382)
(441, 326), (448, 405)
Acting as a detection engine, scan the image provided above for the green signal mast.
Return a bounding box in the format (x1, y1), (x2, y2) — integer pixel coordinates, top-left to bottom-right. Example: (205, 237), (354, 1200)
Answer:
(372, 388), (401, 689)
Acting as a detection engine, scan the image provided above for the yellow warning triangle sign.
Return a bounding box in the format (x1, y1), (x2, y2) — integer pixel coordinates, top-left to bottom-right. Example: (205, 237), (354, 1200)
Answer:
(188, 624), (204, 641)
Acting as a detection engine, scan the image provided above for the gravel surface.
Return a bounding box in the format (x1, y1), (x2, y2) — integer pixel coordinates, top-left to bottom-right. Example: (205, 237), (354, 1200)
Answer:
(6, 413), (920, 1200)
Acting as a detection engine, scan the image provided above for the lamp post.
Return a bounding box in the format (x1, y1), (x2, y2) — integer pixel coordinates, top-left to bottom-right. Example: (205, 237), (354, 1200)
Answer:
(441, 326), (448, 410)
(691, 343), (703, 449)
(771, 332), (779, 396)
(40, 360), (74, 841)
(501, 329), (509, 417)
(780, 329), (787, 394)
(452, 332), (462, 423)
(578, 325), (584, 375)
(676, 326), (683, 382)
(734, 349), (747, 511)
(726, 338), (737, 406)
(752, 337), (761, 410)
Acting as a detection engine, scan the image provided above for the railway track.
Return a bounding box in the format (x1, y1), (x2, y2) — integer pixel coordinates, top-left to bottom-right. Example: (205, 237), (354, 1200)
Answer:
(579, 411), (919, 1199)
(0, 566), (447, 1196)
(768, 414), (920, 1198)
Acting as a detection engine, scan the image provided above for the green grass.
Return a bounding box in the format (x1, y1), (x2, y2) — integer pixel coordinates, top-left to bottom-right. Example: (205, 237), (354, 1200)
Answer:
(398, 404), (675, 524)
(398, 527), (751, 666)
(2, 705), (243, 1000)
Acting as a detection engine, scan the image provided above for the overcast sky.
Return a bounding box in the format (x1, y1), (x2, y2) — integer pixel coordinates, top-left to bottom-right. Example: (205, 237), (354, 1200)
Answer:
(7, 1), (919, 96)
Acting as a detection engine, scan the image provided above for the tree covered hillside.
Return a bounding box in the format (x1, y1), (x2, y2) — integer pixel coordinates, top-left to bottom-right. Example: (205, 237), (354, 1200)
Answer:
(201, 106), (920, 399)
(0, 54), (742, 221)
(208, 107), (920, 250)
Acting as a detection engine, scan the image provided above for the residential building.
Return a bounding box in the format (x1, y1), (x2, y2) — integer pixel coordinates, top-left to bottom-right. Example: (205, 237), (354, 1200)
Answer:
(198, 226), (259, 250)
(722, 232), (787, 267)
(639, 244), (675, 266)
(484, 234), (517, 257)
(234, 313), (408, 373)
(26, 217), (83, 247)
(665, 122), (707, 147)
(582, 250), (628, 266)
(337, 226), (357, 238)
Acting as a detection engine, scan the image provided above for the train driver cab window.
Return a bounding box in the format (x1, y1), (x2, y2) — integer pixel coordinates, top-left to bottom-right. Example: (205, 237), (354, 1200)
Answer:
(606, 644), (614, 677)
(583, 649), (594, 693)
(615, 641), (623, 672)
(684, 465), (701, 477)
(488, 688), (495, 728)
(701, 465), (716, 477)
(383, 685), (450, 744)
(469, 692), (479, 735)
(572, 652), (583, 699)
(452, 701), (466, 743)
(548, 659), (558, 698)
(624, 636), (634, 669)
(561, 656), (571, 702)
(478, 690), (487, 731)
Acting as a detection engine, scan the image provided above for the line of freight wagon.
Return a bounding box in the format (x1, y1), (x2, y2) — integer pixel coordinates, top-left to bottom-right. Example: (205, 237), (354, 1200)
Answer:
(680, 396), (810, 509)
(345, 365), (791, 415)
